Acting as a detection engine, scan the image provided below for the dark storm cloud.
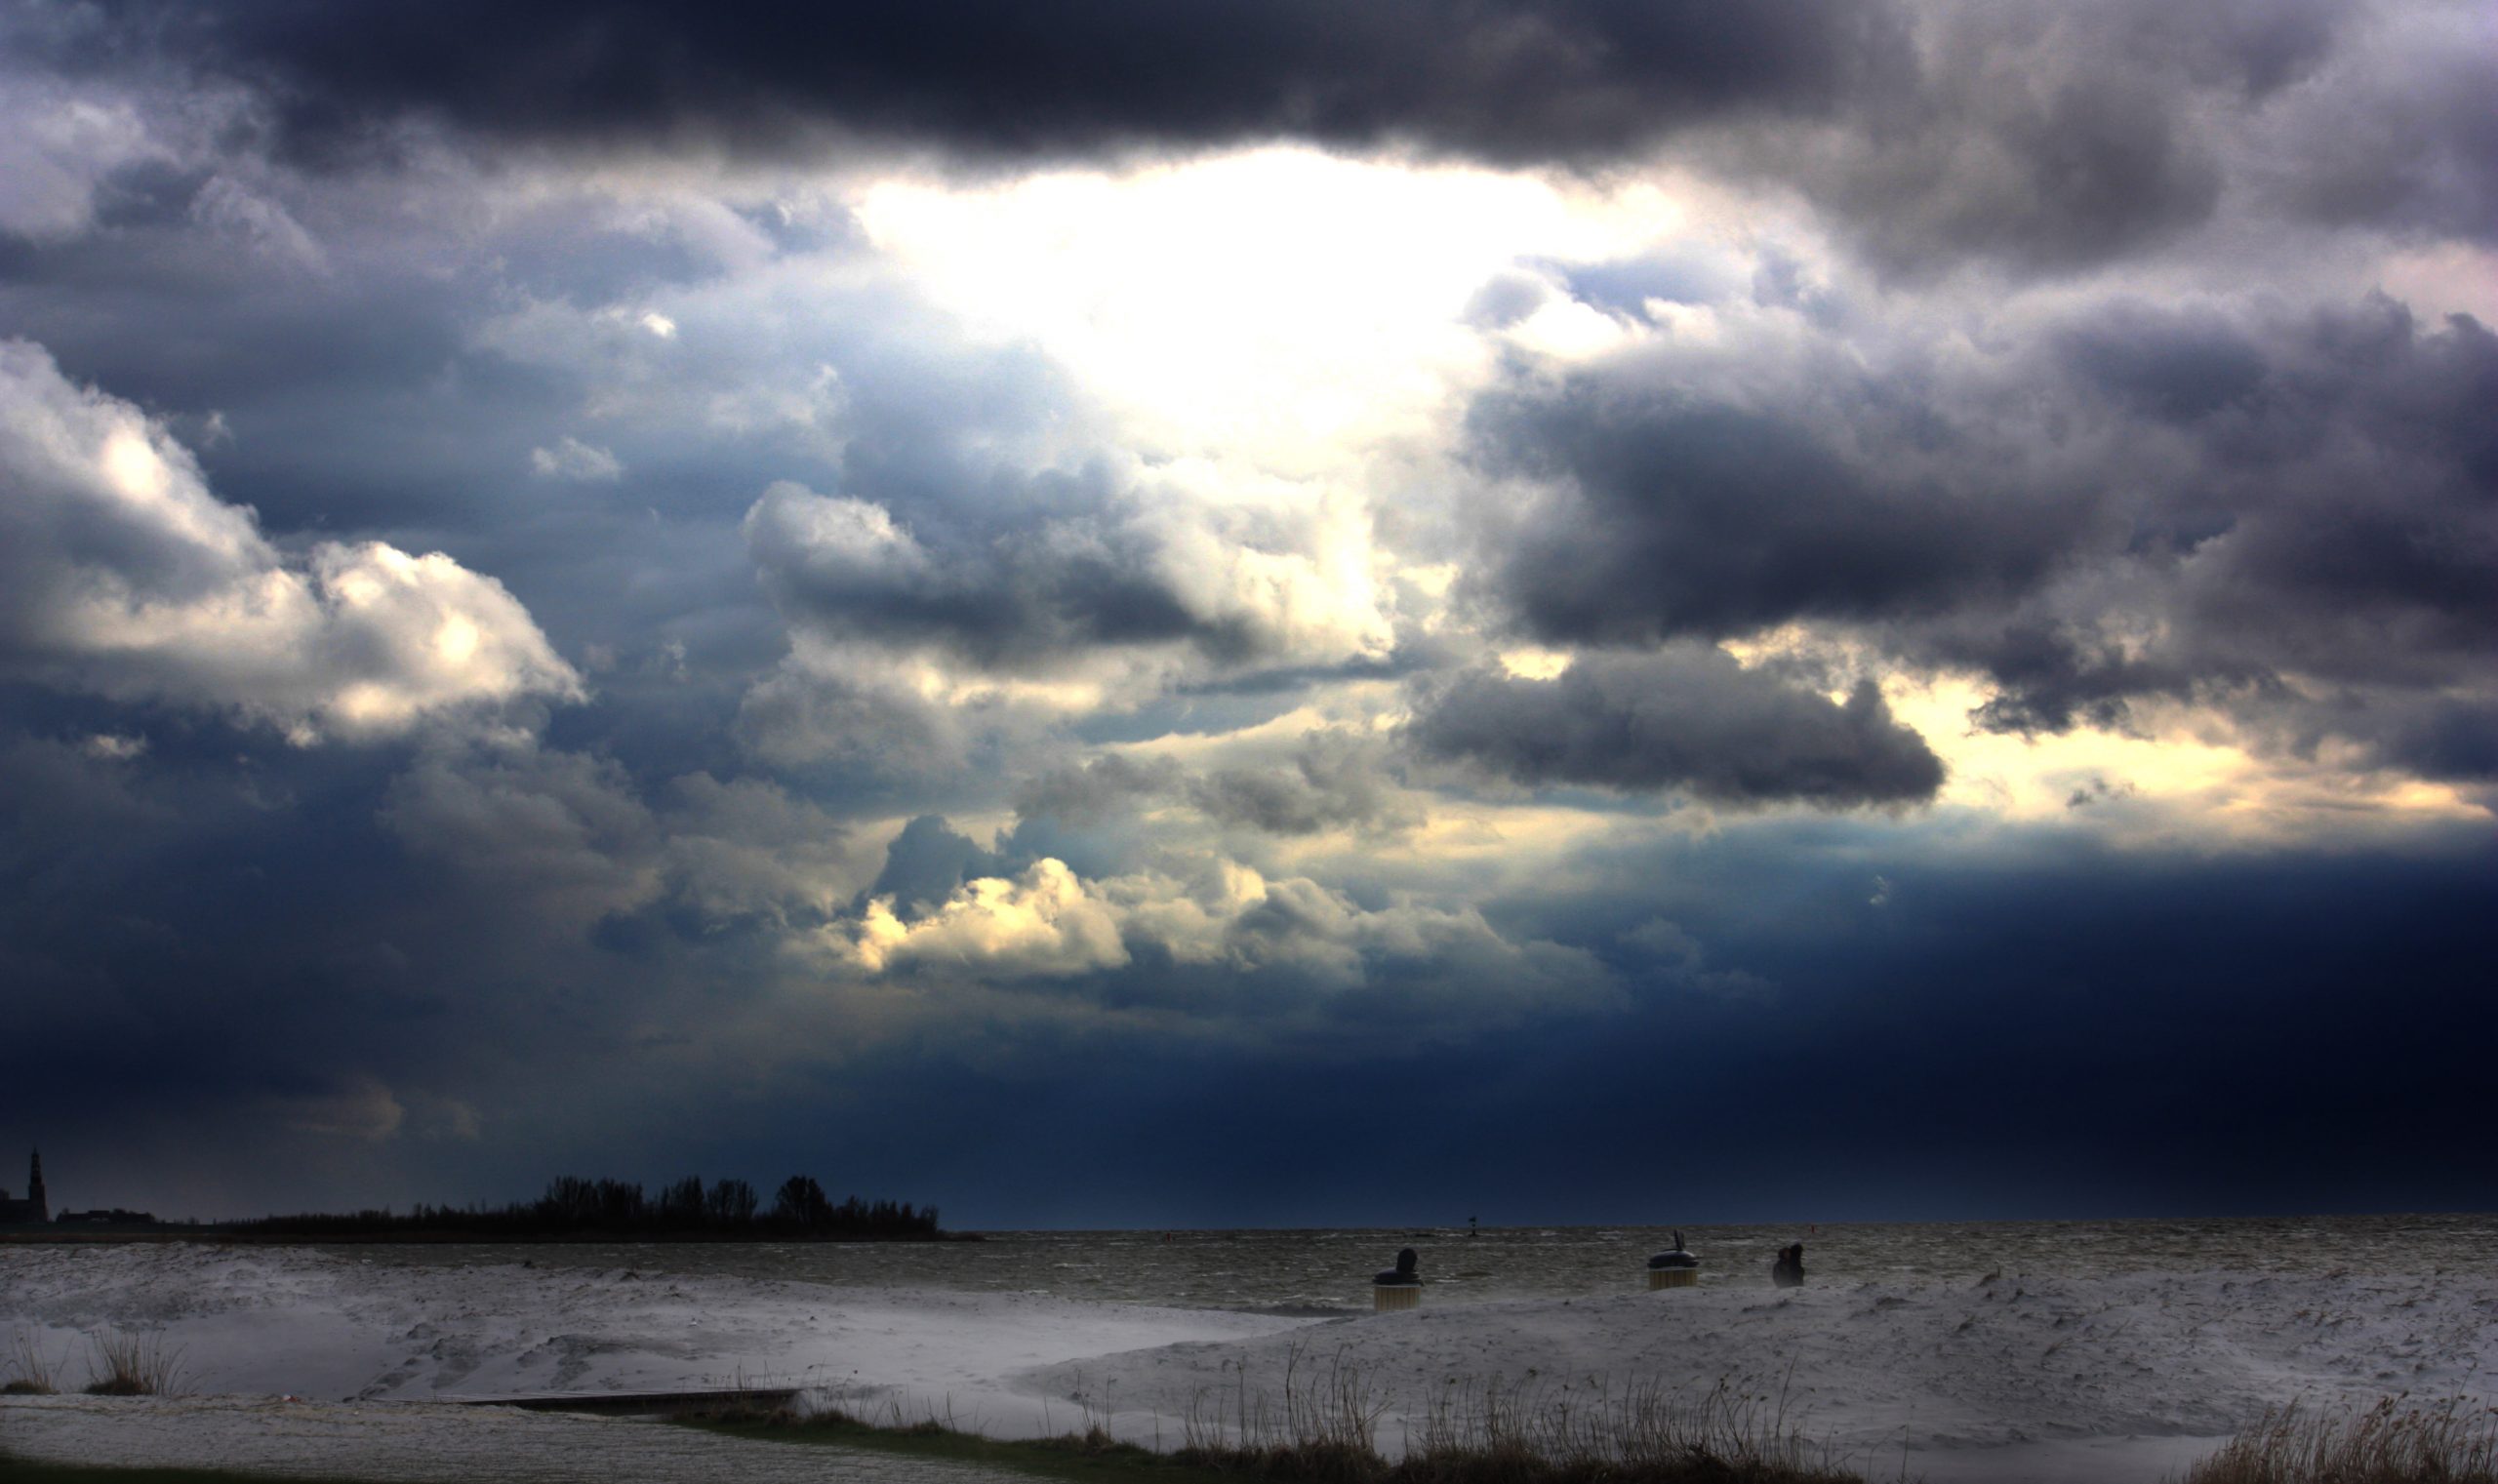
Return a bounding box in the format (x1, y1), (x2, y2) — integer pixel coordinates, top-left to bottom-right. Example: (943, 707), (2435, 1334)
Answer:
(0, 160), (811, 729)
(7, 0), (2496, 1232)
(1987, 299), (2498, 764)
(1015, 733), (1416, 836)
(866, 814), (1008, 915)
(2055, 305), (2268, 422)
(50, 0), (1900, 168)
(1703, 0), (2491, 271)
(1014, 753), (1188, 826)
(1471, 292), (2498, 780)
(1717, 0), (2316, 272)
(647, 822), (2498, 1226)
(0, 711), (853, 1214)
(745, 479), (1236, 668)
(2248, 5), (2498, 243)
(35, 0), (2486, 277)
(0, 140), (1187, 780)
(1470, 389), (2088, 645)
(12, 707), (2490, 1223)
(1188, 734), (1418, 836)
(1405, 650), (1944, 808)
(0, 726), (481, 1137)
(744, 471), (1383, 685)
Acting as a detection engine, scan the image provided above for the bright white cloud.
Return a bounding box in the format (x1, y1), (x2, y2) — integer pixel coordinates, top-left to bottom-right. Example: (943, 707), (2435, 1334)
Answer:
(840, 858), (1135, 977)
(189, 173), (328, 271)
(813, 853), (1619, 1027)
(81, 732), (148, 761)
(0, 341), (583, 740)
(1133, 458), (1395, 663)
(855, 146), (1694, 471)
(529, 434), (625, 482)
(0, 75), (162, 239)
(746, 480), (925, 576)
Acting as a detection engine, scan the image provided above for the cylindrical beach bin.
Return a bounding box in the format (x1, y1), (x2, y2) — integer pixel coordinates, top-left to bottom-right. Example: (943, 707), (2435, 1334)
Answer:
(1646, 1231), (1701, 1290)
(1373, 1246), (1422, 1309)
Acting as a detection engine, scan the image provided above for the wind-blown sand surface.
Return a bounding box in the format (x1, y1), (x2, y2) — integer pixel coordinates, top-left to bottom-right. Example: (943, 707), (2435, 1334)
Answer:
(0, 1393), (1015, 1484)
(4, 1244), (2493, 1483)
(1032, 1268), (2496, 1481)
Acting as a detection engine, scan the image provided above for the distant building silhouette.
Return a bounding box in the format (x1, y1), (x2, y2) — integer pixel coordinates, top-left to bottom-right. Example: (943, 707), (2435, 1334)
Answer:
(0, 1149), (48, 1224)
(55, 1208), (159, 1226)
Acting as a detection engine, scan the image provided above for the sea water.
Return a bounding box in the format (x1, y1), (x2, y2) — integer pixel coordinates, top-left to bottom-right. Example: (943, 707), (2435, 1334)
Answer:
(337, 1212), (2497, 1314)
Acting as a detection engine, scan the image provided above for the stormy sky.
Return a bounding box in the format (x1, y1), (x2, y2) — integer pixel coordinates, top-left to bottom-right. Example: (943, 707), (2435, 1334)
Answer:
(3, 0), (2492, 1226)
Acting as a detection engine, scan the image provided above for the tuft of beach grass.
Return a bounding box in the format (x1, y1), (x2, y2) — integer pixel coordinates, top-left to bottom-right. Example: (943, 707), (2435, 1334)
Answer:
(82, 1328), (186, 1397)
(5, 1325), (70, 1395)
(2181, 1396), (2498, 1484)
(1167, 1344), (1860, 1484)
(675, 1345), (1867, 1484)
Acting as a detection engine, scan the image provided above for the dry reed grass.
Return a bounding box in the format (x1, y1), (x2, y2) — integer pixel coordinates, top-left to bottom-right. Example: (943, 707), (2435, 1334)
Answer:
(2182, 1396), (2498, 1484)
(81, 1327), (186, 1397)
(1176, 1344), (1862, 1484)
(4, 1325), (69, 1395)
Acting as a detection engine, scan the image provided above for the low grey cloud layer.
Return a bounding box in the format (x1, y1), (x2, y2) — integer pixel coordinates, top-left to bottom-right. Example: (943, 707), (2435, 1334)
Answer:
(1017, 733), (1416, 836)
(1468, 292), (2498, 781)
(746, 479), (1240, 668)
(1407, 650), (1945, 807)
(50, 0), (1894, 167)
(28, 0), (2489, 277)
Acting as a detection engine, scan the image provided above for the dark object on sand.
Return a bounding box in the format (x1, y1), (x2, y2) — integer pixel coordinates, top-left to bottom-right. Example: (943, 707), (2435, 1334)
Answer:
(1374, 1247), (1422, 1309)
(1771, 1243), (1805, 1288)
(1647, 1230), (1700, 1269)
(1647, 1230), (1700, 1289)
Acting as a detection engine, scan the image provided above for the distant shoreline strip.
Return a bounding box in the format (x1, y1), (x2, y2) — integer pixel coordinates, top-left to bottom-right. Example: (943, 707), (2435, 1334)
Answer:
(444, 1386), (804, 1415)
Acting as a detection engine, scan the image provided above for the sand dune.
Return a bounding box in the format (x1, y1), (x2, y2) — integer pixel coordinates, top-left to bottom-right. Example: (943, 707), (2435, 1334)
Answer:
(1032, 1268), (2497, 1479)
(4, 1244), (2491, 1483)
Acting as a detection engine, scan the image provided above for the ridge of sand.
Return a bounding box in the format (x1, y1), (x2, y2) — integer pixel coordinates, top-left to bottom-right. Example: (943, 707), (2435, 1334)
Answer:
(7, 1243), (2493, 1483)
(1026, 1268), (2497, 1477)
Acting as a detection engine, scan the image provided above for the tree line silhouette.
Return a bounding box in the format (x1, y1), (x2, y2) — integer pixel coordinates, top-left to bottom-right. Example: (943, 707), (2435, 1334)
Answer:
(228, 1174), (947, 1240)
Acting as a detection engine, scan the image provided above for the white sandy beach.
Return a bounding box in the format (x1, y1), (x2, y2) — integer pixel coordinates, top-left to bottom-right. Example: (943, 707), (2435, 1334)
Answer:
(4, 1243), (2493, 1483)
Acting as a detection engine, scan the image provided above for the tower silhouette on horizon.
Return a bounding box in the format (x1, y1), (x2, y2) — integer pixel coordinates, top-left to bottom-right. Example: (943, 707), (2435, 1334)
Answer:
(0, 1147), (47, 1225)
